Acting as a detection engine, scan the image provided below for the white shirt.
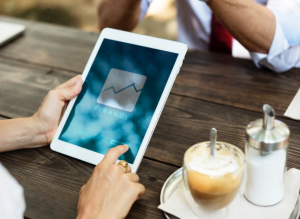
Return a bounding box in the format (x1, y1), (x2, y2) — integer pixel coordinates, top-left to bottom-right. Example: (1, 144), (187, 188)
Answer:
(141, 0), (300, 73)
(0, 163), (25, 219)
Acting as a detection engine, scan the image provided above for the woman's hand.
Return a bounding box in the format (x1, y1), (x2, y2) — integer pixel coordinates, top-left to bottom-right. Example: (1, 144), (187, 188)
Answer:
(32, 75), (83, 145)
(77, 145), (145, 219)
(0, 75), (83, 152)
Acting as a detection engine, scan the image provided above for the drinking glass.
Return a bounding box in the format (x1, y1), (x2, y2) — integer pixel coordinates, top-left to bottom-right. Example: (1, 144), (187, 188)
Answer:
(182, 141), (245, 219)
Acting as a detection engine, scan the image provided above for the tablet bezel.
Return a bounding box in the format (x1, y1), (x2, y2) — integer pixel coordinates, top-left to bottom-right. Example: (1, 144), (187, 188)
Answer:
(50, 28), (187, 173)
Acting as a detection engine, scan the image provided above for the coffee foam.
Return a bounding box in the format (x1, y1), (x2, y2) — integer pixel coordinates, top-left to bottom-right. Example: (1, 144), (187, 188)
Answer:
(186, 144), (240, 177)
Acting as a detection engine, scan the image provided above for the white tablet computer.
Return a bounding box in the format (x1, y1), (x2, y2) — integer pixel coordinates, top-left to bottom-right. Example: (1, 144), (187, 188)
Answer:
(51, 28), (187, 172)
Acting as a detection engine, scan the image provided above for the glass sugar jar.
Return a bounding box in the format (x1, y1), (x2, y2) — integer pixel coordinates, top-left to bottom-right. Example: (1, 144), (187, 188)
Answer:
(244, 104), (290, 206)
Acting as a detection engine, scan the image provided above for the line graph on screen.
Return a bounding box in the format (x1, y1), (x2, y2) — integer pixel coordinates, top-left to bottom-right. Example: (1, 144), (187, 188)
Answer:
(97, 68), (147, 112)
(101, 83), (143, 94)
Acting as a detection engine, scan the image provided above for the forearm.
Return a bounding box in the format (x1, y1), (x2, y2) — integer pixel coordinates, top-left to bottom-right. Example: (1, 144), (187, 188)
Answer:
(0, 117), (47, 152)
(207, 0), (276, 54)
(98, 0), (142, 31)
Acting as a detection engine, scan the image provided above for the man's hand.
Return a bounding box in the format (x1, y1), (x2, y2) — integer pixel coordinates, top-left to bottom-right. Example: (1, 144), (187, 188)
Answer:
(77, 145), (145, 219)
(33, 75), (83, 145)
(97, 0), (142, 31)
(207, 0), (275, 54)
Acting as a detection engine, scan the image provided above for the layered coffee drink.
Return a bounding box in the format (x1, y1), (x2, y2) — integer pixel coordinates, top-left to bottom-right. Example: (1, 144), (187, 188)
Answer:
(183, 141), (245, 211)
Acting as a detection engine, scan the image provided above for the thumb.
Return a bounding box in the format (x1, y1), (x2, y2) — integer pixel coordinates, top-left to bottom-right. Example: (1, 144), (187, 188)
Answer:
(58, 76), (82, 101)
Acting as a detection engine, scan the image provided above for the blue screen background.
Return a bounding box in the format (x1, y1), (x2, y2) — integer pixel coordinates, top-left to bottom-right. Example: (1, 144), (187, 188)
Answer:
(59, 39), (178, 163)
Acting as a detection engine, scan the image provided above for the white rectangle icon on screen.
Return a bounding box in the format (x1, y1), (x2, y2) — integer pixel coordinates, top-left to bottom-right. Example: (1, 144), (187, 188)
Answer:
(97, 68), (147, 112)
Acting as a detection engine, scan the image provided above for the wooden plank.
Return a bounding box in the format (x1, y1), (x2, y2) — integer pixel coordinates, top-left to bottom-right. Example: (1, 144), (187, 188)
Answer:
(0, 16), (96, 73)
(0, 147), (177, 219)
(0, 58), (50, 118)
(1, 57), (300, 170)
(173, 51), (300, 117)
(0, 57), (77, 118)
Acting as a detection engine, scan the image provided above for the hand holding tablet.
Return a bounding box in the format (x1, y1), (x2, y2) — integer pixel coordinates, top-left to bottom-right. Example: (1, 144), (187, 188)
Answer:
(51, 28), (187, 172)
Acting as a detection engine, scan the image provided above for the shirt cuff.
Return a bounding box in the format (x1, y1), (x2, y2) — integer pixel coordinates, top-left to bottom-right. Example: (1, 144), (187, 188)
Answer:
(250, 10), (293, 73)
(140, 0), (153, 21)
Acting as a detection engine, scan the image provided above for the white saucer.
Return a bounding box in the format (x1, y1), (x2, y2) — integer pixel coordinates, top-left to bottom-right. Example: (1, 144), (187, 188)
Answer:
(160, 168), (300, 219)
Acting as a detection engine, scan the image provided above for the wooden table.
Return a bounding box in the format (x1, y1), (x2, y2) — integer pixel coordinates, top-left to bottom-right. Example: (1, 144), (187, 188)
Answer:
(0, 16), (300, 219)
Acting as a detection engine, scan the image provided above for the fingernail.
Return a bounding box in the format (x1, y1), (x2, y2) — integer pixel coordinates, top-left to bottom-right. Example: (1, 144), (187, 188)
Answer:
(75, 75), (81, 84)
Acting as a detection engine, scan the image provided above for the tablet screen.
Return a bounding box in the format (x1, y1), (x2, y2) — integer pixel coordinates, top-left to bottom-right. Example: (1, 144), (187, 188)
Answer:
(59, 39), (178, 163)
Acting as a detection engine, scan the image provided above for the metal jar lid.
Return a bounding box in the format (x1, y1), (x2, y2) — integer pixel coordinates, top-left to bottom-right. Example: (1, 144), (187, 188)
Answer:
(246, 104), (290, 151)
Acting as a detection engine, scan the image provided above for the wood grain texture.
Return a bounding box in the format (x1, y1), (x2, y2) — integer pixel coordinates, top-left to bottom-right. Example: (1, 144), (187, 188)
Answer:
(0, 147), (177, 219)
(148, 95), (300, 170)
(0, 16), (96, 72)
(173, 51), (300, 117)
(0, 57), (77, 118)
(1, 57), (300, 170)
(1, 16), (300, 116)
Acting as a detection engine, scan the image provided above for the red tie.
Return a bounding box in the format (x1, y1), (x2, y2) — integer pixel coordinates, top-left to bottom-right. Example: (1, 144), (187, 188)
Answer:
(209, 15), (233, 55)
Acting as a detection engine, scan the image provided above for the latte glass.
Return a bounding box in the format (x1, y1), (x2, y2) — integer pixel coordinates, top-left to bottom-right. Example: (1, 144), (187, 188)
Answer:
(182, 141), (245, 219)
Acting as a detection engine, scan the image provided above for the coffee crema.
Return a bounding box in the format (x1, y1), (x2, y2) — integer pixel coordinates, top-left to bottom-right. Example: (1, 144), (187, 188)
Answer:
(184, 142), (244, 211)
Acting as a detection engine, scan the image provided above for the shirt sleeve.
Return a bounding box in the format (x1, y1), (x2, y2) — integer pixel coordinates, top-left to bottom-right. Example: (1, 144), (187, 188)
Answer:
(250, 2), (300, 73)
(0, 163), (26, 219)
(140, 0), (153, 21)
